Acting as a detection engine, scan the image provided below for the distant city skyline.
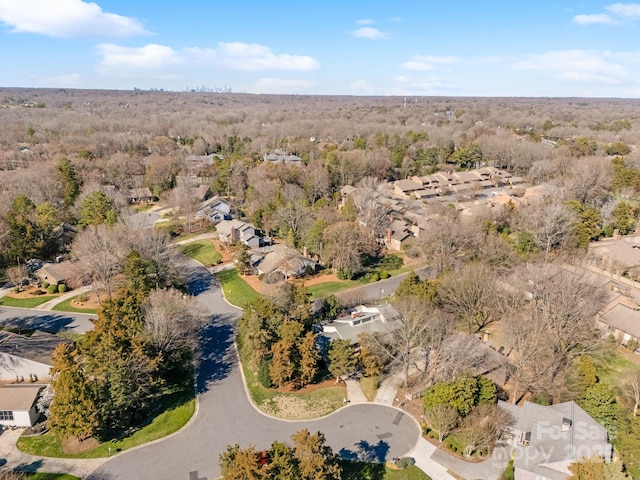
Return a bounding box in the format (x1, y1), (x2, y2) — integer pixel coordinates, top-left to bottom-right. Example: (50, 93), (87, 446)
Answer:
(1, 0), (640, 97)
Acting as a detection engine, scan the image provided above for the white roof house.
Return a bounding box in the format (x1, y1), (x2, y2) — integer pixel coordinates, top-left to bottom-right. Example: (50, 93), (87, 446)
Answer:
(0, 330), (69, 382)
(196, 196), (231, 224)
(318, 304), (400, 345)
(0, 385), (44, 427)
(499, 400), (612, 480)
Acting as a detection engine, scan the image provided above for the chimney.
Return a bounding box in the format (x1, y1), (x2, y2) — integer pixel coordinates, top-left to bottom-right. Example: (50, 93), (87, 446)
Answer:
(230, 227), (239, 245)
(613, 228), (620, 240)
(386, 228), (392, 244)
(303, 246), (309, 258)
(483, 330), (490, 343)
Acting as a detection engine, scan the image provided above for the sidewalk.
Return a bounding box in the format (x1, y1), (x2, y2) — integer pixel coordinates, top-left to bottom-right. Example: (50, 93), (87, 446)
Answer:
(34, 285), (93, 311)
(407, 438), (458, 480)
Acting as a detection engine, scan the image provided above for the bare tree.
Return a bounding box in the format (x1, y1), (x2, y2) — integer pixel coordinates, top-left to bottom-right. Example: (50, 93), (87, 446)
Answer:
(458, 404), (514, 458)
(71, 224), (128, 301)
(322, 221), (377, 276)
(522, 265), (607, 379)
(6, 265), (28, 291)
(621, 369), (640, 418)
(502, 311), (557, 403)
(519, 200), (577, 260)
(171, 176), (201, 233)
(420, 215), (480, 274)
(438, 263), (499, 333)
(351, 177), (390, 238)
(367, 297), (453, 388)
(424, 404), (459, 442)
(432, 334), (488, 383)
(143, 289), (207, 355)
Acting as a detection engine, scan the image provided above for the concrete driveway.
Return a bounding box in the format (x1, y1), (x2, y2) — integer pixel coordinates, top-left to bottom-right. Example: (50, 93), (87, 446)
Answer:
(87, 260), (421, 480)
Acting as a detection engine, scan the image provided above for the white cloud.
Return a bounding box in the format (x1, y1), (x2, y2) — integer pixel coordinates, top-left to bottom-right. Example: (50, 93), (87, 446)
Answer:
(352, 27), (388, 39)
(248, 78), (316, 94)
(356, 19), (374, 25)
(96, 44), (183, 77)
(349, 80), (375, 94)
(606, 3), (640, 18)
(0, 0), (147, 38)
(573, 13), (617, 24)
(513, 50), (630, 85)
(573, 3), (640, 24)
(186, 42), (320, 71)
(402, 55), (460, 71)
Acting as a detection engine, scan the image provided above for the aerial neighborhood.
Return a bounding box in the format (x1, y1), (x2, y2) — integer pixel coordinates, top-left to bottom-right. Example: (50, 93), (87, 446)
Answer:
(0, 89), (639, 480)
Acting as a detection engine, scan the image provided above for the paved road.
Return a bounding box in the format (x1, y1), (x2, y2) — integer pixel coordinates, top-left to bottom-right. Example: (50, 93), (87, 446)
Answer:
(87, 261), (421, 480)
(0, 306), (96, 334)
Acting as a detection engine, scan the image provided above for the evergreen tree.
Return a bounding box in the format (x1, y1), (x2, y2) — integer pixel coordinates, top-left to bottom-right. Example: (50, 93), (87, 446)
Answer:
(55, 157), (82, 209)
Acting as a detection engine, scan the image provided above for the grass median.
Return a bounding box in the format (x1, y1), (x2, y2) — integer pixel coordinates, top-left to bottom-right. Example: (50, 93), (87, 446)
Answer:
(179, 239), (222, 266)
(51, 295), (99, 314)
(18, 396), (195, 459)
(0, 295), (56, 308)
(215, 269), (262, 308)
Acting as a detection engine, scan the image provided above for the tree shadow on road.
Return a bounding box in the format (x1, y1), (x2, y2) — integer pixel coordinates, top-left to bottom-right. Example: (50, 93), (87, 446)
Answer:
(196, 314), (236, 393)
(338, 439), (390, 463)
(0, 312), (78, 334)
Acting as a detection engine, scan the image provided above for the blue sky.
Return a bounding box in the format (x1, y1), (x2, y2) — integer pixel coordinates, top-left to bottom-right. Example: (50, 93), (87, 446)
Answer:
(1, 0), (639, 97)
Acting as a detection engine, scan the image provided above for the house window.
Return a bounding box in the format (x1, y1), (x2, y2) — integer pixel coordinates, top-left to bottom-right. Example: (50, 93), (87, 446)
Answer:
(0, 411), (14, 421)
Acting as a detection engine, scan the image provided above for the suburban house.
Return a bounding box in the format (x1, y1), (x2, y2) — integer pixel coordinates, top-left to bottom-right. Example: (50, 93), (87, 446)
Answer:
(499, 400), (612, 480)
(596, 303), (640, 346)
(126, 187), (154, 204)
(255, 245), (316, 279)
(588, 232), (640, 280)
(317, 304), (400, 345)
(0, 330), (70, 382)
(393, 179), (423, 198)
(263, 149), (303, 166)
(196, 196), (231, 224)
(216, 219), (269, 248)
(34, 260), (76, 287)
(384, 220), (413, 251)
(0, 385), (44, 427)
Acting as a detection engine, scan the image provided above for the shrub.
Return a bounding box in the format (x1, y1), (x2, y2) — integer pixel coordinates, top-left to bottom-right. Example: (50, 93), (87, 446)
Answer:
(531, 392), (552, 406)
(41, 281), (50, 289)
(58, 284), (67, 293)
(258, 358), (274, 388)
(47, 284), (58, 294)
(371, 272), (380, 282)
(337, 268), (354, 280)
(31, 289), (45, 296)
(395, 457), (415, 469)
(379, 270), (390, 279)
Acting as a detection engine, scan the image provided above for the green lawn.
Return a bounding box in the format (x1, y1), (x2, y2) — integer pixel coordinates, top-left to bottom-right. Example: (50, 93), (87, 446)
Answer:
(596, 348), (640, 389)
(0, 295), (56, 308)
(179, 239), (222, 266)
(18, 398), (195, 459)
(242, 357), (345, 420)
(341, 460), (432, 480)
(51, 295), (99, 314)
(308, 281), (359, 298)
(215, 269), (262, 308)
